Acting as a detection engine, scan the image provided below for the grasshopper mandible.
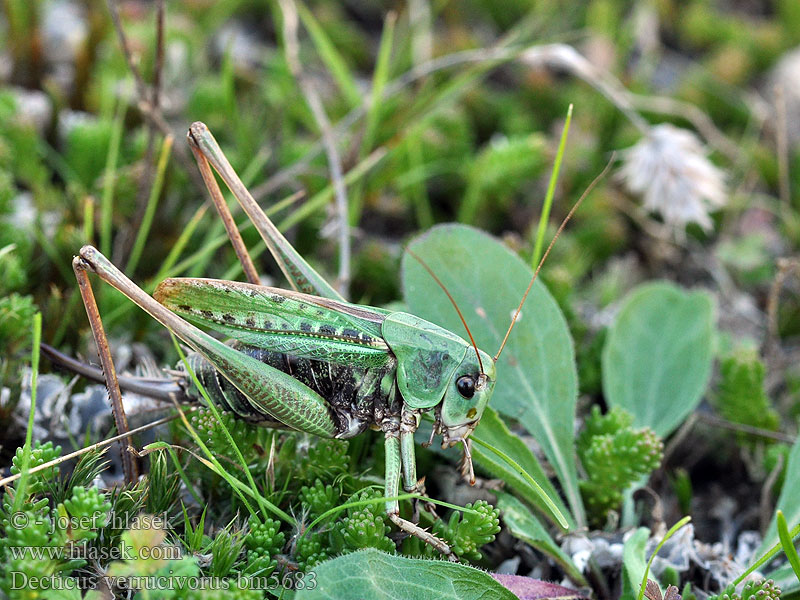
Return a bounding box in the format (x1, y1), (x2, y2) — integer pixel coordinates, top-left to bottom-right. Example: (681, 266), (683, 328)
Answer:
(68, 122), (578, 559)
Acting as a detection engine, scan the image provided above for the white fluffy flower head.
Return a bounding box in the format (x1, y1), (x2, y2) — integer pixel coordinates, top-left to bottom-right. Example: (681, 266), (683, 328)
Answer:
(619, 124), (727, 231)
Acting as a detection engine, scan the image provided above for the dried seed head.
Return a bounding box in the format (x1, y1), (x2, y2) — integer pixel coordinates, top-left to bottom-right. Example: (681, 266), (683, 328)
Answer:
(619, 124), (727, 232)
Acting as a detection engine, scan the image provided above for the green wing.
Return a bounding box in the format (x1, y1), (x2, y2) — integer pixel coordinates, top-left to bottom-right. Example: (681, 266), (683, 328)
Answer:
(154, 278), (392, 368)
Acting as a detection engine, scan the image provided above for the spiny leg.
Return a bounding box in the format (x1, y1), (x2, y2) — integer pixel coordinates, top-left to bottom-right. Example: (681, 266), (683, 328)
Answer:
(189, 141), (261, 286)
(186, 122), (343, 301)
(73, 258), (140, 485)
(75, 246), (339, 438)
(384, 421), (455, 560)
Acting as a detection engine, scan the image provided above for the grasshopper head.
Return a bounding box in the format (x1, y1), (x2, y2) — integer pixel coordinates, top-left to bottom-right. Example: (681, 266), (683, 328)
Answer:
(439, 347), (495, 447)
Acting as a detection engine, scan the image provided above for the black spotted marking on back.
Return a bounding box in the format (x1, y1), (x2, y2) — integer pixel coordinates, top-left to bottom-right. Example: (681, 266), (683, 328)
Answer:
(319, 324), (336, 336)
(222, 314), (236, 324)
(245, 317), (256, 327)
(272, 295), (286, 303)
(300, 322), (312, 332)
(200, 309), (214, 319)
(342, 328), (359, 339)
(179, 304), (191, 312)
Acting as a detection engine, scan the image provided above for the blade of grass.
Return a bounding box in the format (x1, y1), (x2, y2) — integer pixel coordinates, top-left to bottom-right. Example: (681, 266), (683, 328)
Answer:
(11, 312), (42, 515)
(777, 511), (800, 584)
(349, 12), (396, 226)
(296, 1), (361, 108)
(0, 412), (185, 489)
(277, 147), (387, 232)
(403, 137), (435, 229)
(637, 516), (692, 600)
(126, 135), (174, 274)
(149, 205), (209, 288)
(470, 435), (569, 530)
(83, 196), (95, 244)
(531, 103), (572, 268)
(300, 492), (479, 542)
(735, 520), (800, 586)
(171, 335), (294, 526)
(101, 100), (126, 257)
(140, 441), (203, 507)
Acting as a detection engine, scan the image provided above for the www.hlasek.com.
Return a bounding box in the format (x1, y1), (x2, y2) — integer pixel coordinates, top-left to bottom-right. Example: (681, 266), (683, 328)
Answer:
(8, 571), (318, 592)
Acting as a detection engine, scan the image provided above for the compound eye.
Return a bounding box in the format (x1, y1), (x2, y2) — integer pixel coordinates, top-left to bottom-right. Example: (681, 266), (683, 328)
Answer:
(456, 375), (475, 399)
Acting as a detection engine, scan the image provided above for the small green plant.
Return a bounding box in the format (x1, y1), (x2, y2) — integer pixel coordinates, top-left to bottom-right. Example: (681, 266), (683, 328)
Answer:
(328, 488), (396, 554)
(432, 500), (501, 562)
(709, 579), (781, 600)
(715, 348), (780, 444)
(578, 406), (663, 526)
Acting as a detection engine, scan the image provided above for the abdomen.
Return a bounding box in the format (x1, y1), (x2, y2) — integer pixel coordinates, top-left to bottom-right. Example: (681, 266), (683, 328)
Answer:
(183, 343), (397, 437)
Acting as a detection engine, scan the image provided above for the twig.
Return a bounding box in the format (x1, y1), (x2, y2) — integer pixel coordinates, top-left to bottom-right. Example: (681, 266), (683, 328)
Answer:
(152, 0), (166, 111)
(520, 44), (650, 134)
(774, 84), (791, 209)
(696, 412), (796, 444)
(0, 412), (187, 489)
(766, 257), (800, 353)
(249, 45), (524, 201)
(250, 41), (739, 208)
(136, 100), (206, 193)
(106, 0), (148, 102)
(628, 93), (743, 165)
(278, 0), (351, 297)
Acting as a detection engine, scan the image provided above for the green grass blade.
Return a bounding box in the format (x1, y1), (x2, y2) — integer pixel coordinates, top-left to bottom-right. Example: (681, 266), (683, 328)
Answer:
(531, 103), (572, 268)
(12, 312), (42, 515)
(777, 511), (800, 584)
(470, 435), (569, 530)
(297, 1), (361, 108)
(101, 100), (126, 257)
(83, 195), (95, 244)
(737, 520), (800, 586)
(142, 441), (203, 507)
(149, 206), (209, 288)
(349, 12), (396, 225)
(363, 12), (396, 155)
(126, 135), (174, 274)
(404, 136), (434, 229)
(301, 492), (480, 542)
(276, 147), (387, 231)
(637, 516), (692, 600)
(171, 335), (295, 525)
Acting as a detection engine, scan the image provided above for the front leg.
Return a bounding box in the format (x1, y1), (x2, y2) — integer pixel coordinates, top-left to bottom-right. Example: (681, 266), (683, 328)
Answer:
(383, 419), (456, 561)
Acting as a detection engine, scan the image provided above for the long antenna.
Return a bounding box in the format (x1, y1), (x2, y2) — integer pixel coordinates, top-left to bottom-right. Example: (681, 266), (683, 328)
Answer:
(494, 155), (615, 362)
(406, 248), (485, 375)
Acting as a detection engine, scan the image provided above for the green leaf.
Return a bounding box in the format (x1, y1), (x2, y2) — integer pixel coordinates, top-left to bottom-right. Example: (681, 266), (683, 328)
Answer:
(496, 491), (585, 585)
(602, 281), (715, 437)
(472, 407), (572, 529)
(403, 224), (583, 526)
(621, 527), (651, 600)
(295, 548), (516, 600)
(760, 436), (800, 557)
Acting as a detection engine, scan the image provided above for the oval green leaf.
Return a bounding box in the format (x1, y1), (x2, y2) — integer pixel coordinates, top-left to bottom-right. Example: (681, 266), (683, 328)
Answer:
(403, 224), (583, 526)
(602, 281), (715, 437)
(295, 548), (516, 600)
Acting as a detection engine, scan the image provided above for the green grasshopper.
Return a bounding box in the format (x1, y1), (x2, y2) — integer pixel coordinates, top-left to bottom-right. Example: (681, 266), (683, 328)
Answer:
(67, 122), (577, 559)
